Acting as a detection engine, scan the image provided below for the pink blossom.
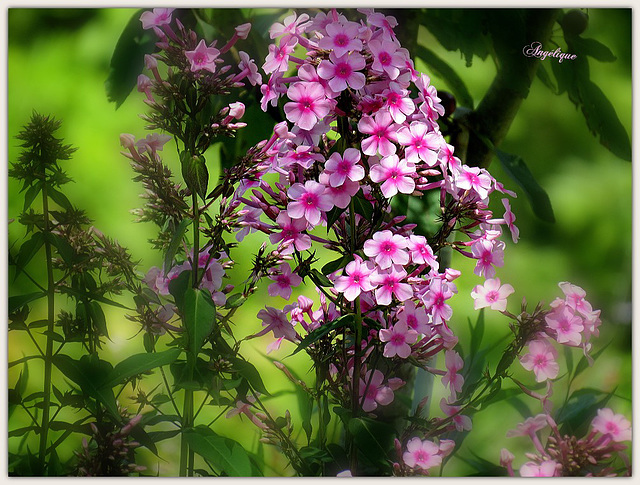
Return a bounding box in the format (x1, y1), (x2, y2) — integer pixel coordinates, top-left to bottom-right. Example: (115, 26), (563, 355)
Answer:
(359, 369), (395, 412)
(421, 277), (454, 325)
(407, 235), (438, 269)
(236, 206), (262, 241)
(334, 255), (375, 302)
(470, 278), (514, 312)
(441, 350), (464, 397)
(455, 165), (493, 199)
(260, 71), (287, 110)
(319, 172), (359, 209)
(403, 437), (442, 470)
(136, 133), (172, 156)
(263, 37), (298, 74)
(415, 73), (445, 122)
(506, 414), (549, 438)
(318, 20), (363, 56)
(358, 110), (398, 157)
(502, 198), (519, 243)
(269, 212), (311, 254)
(558, 281), (593, 316)
(371, 266), (413, 306)
(185, 40), (220, 73)
(269, 12), (310, 39)
(591, 408), (632, 442)
(284, 82), (332, 131)
(439, 398), (472, 432)
(369, 155), (415, 198)
(317, 51), (366, 92)
(287, 180), (333, 226)
(519, 339), (559, 382)
(396, 300), (430, 335)
(379, 320), (418, 358)
(324, 148), (365, 187)
(268, 263), (302, 300)
(140, 8), (174, 30)
(395, 121), (440, 166)
(363, 230), (409, 269)
(237, 51), (262, 86)
(519, 460), (559, 477)
(545, 304), (584, 346)
(379, 83), (415, 124)
(471, 238), (504, 279)
(256, 306), (298, 342)
(368, 38), (406, 80)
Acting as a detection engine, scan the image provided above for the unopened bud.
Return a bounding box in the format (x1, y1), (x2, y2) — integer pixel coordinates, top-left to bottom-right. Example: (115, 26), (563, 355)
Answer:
(144, 54), (158, 70)
(235, 22), (252, 39)
(228, 102), (245, 119)
(120, 133), (136, 150)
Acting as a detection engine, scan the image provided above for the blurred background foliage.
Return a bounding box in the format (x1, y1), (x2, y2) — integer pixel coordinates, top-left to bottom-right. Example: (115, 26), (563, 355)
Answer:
(7, 7), (631, 476)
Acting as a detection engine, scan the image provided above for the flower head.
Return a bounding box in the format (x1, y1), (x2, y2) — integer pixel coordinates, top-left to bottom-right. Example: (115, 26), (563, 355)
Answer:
(591, 408), (632, 442)
(185, 40), (220, 73)
(519, 339), (559, 382)
(470, 278), (514, 312)
(403, 437), (442, 471)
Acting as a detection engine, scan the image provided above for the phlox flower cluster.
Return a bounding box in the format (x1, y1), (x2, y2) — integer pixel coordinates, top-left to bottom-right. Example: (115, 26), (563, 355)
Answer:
(501, 409), (631, 476)
(231, 8), (520, 463)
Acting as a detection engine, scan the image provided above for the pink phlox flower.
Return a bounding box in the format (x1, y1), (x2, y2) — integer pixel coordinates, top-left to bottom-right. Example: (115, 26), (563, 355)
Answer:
(494, 180), (518, 197)
(226, 395), (256, 418)
(318, 20), (363, 56)
(471, 238), (504, 279)
(369, 154), (415, 198)
(506, 413), (549, 438)
(263, 37), (298, 74)
(358, 110), (398, 157)
(269, 12), (311, 39)
(441, 350), (464, 398)
(359, 9), (399, 38)
(135, 133), (172, 156)
(318, 172), (360, 209)
(395, 121), (440, 166)
(415, 73), (445, 121)
(421, 277), (454, 325)
(334, 255), (376, 302)
(402, 437), (442, 471)
(439, 398), (472, 432)
(236, 206), (262, 241)
(324, 148), (365, 187)
(268, 263), (302, 300)
(310, 10), (348, 33)
(367, 38), (406, 80)
(140, 8), (174, 30)
(582, 308), (601, 343)
(279, 145), (324, 170)
(407, 235), (438, 269)
(396, 300), (430, 335)
(370, 265), (413, 306)
(519, 460), (559, 477)
(297, 63), (339, 99)
(502, 198), (519, 243)
(284, 82), (333, 131)
(144, 266), (171, 296)
(545, 303), (584, 346)
(317, 51), (366, 92)
(290, 118), (332, 147)
(255, 306), (298, 344)
(558, 281), (593, 316)
(269, 212), (312, 254)
(238, 51), (262, 86)
(455, 165), (493, 200)
(519, 339), (559, 382)
(287, 180), (334, 226)
(379, 320), (418, 359)
(359, 369), (395, 412)
(437, 140), (461, 173)
(591, 408), (632, 442)
(260, 71), (287, 111)
(470, 278), (514, 312)
(379, 82), (415, 124)
(185, 39), (220, 73)
(363, 230), (409, 269)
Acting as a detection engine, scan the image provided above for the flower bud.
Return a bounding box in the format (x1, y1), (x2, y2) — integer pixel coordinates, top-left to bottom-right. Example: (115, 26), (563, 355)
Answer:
(137, 74), (152, 92)
(144, 54), (158, 70)
(235, 22), (252, 39)
(228, 102), (245, 119)
(120, 133), (136, 150)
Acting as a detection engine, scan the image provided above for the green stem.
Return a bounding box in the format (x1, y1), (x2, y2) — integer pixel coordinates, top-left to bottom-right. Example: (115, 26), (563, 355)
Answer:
(179, 389), (194, 476)
(38, 180), (55, 472)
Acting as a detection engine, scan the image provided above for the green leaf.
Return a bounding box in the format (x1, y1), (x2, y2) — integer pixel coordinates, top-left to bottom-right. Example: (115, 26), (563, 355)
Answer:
(184, 426), (255, 477)
(224, 293), (246, 309)
(347, 417), (395, 467)
(495, 149), (555, 223)
(572, 340), (610, 381)
(310, 268), (333, 288)
(9, 292), (46, 313)
(104, 348), (182, 389)
(535, 63), (557, 94)
(88, 301), (109, 340)
(325, 207), (342, 231)
(469, 308), (485, 357)
(180, 152), (209, 200)
(14, 233), (44, 279)
(46, 233), (75, 264)
(557, 388), (614, 437)
(229, 357), (270, 396)
(164, 218), (191, 276)
(292, 314), (354, 356)
(23, 182), (42, 212)
(168, 269), (192, 312)
(414, 44), (474, 108)
(576, 80), (631, 161)
(52, 354), (120, 420)
(184, 288), (216, 357)
(321, 255), (350, 276)
(59, 285), (130, 310)
(572, 36), (617, 62)
(47, 186), (73, 211)
(105, 9), (156, 108)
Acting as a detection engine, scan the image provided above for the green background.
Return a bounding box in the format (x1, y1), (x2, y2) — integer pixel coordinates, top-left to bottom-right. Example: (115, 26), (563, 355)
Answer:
(7, 8), (632, 476)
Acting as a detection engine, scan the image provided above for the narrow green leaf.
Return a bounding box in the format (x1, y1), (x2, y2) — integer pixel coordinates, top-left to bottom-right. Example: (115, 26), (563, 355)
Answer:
(572, 341), (611, 381)
(9, 292), (46, 313)
(572, 36), (617, 62)
(292, 314), (355, 356)
(184, 426), (254, 477)
(59, 286), (130, 310)
(23, 182), (42, 212)
(164, 218), (191, 276)
(46, 233), (75, 265)
(325, 207), (342, 231)
(415, 44), (474, 108)
(558, 388), (614, 437)
(104, 348), (182, 389)
(229, 357), (270, 396)
(310, 268), (333, 288)
(184, 288), (216, 357)
(14, 233), (44, 279)
(495, 150), (555, 223)
(47, 186), (73, 211)
(168, 269), (192, 312)
(469, 308), (485, 357)
(347, 417), (395, 466)
(88, 301), (109, 340)
(224, 293), (246, 309)
(105, 9), (156, 108)
(321, 255), (350, 276)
